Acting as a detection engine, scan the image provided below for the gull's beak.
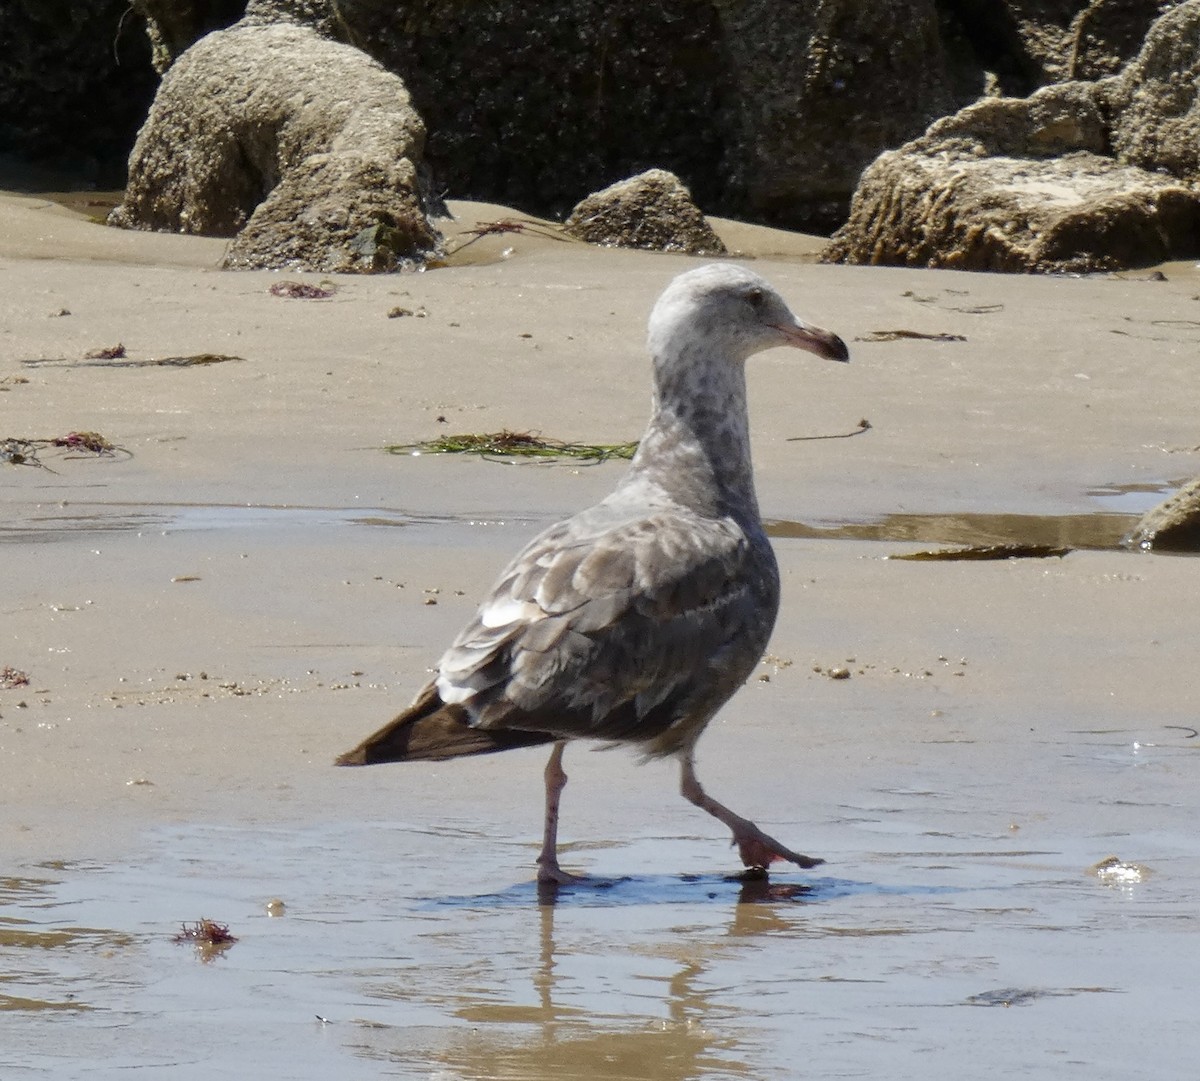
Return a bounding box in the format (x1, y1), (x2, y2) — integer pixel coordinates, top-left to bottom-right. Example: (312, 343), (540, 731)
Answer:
(773, 320), (850, 363)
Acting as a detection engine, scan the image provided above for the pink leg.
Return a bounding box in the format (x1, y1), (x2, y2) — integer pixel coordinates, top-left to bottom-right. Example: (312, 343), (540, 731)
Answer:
(680, 752), (824, 871)
(536, 741), (584, 883)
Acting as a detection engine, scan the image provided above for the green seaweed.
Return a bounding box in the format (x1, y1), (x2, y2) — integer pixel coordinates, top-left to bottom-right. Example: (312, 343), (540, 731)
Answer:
(387, 429), (637, 463)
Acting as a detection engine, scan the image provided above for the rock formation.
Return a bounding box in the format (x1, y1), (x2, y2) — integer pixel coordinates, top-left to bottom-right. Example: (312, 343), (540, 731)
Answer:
(9, 0), (1196, 270)
(108, 16), (439, 272)
(1107, 0), (1200, 179)
(334, 0), (961, 232)
(823, 81), (1200, 273)
(825, 2), (1200, 273)
(564, 170), (726, 255)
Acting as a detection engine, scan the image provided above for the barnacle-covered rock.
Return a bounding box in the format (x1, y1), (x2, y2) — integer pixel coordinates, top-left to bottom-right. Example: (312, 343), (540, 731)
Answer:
(109, 18), (439, 272)
(564, 170), (726, 255)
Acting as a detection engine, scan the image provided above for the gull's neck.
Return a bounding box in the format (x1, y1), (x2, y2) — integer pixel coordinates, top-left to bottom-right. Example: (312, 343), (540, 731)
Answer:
(623, 336), (760, 523)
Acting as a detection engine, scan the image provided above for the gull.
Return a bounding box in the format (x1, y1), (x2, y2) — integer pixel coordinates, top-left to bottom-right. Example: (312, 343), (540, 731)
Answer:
(337, 263), (849, 883)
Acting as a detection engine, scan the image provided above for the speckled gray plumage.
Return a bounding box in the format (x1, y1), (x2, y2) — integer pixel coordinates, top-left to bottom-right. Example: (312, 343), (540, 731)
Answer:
(435, 496), (778, 758)
(339, 262), (847, 769)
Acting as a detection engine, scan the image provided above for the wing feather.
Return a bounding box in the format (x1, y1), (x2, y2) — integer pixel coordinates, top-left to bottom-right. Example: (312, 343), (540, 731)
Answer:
(435, 503), (779, 754)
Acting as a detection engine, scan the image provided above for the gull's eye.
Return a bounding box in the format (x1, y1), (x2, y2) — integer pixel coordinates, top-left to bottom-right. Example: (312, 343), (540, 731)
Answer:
(746, 287), (766, 311)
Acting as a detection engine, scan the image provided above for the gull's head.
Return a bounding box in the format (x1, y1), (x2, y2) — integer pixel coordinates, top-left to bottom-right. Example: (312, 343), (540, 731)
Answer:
(647, 263), (849, 366)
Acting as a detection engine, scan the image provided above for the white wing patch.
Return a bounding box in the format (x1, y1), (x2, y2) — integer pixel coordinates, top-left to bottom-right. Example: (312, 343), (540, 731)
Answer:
(478, 597), (542, 628)
(437, 595), (545, 706)
(436, 677), (476, 705)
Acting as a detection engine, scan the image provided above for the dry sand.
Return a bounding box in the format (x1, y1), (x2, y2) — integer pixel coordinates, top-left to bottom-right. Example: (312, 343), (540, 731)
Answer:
(3, 190), (1200, 1078)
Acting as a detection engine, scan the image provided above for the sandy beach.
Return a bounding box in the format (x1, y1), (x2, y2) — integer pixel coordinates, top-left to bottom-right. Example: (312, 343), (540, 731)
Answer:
(3, 190), (1200, 1078)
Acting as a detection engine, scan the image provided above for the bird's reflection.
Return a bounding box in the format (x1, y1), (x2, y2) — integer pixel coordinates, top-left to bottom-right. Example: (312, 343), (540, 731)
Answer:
(348, 873), (815, 1079)
(535, 872), (811, 910)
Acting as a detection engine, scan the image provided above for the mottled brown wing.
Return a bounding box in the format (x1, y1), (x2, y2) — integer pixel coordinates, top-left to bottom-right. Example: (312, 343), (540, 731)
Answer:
(434, 506), (780, 752)
(335, 682), (556, 765)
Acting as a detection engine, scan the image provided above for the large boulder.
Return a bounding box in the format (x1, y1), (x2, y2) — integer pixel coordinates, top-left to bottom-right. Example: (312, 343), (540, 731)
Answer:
(824, 42), (1200, 273)
(564, 170), (726, 255)
(109, 18), (439, 271)
(824, 149), (1199, 273)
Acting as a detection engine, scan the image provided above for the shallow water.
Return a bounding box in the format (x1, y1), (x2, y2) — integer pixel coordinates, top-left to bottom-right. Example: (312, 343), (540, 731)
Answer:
(0, 489), (1168, 552)
(4, 489), (1199, 1077)
(4, 801), (1198, 1080)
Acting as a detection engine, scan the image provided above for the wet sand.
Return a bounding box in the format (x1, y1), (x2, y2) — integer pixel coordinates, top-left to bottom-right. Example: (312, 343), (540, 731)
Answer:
(3, 191), (1200, 1078)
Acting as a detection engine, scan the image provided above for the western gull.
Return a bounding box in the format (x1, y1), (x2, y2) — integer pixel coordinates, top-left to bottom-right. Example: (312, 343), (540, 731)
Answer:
(337, 262), (849, 882)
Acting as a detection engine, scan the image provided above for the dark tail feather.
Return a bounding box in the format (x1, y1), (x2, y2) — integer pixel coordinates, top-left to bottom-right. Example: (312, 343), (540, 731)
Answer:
(335, 684), (556, 766)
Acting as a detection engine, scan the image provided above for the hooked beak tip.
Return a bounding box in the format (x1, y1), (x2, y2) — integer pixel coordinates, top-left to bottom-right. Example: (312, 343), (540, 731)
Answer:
(773, 322), (850, 363)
